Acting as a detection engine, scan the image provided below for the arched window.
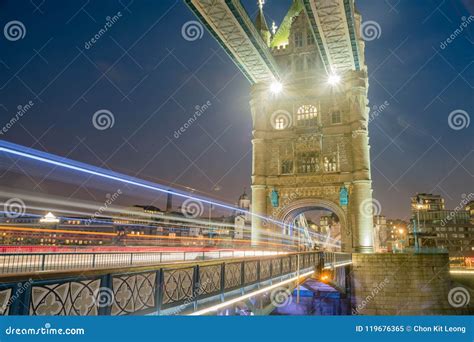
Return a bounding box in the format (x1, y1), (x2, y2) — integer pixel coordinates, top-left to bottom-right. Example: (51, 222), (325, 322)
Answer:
(296, 105), (318, 127)
(275, 116), (285, 130)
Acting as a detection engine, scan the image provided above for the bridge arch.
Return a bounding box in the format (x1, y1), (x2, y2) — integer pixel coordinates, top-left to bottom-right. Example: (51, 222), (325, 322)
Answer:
(276, 198), (351, 252)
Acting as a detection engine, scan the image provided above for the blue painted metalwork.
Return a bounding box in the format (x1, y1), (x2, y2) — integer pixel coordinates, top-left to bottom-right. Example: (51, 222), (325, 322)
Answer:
(339, 186), (349, 206)
(270, 189), (279, 208)
(343, 0), (361, 71)
(0, 252), (351, 316)
(302, 0), (330, 73)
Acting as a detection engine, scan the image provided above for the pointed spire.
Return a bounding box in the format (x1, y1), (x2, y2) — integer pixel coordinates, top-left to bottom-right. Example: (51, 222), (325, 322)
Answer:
(255, 0), (271, 46)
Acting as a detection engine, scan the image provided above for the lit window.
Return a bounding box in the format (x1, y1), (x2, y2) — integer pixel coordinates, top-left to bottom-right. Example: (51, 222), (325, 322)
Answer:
(298, 152), (319, 173)
(323, 156), (338, 173)
(296, 105), (318, 127)
(275, 116), (285, 130)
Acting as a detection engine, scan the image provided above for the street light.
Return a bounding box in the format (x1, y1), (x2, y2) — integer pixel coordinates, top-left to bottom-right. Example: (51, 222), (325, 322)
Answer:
(270, 81), (283, 94)
(328, 73), (341, 86)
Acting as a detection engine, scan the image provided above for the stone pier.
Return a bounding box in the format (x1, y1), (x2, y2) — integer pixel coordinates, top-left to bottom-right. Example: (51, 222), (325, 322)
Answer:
(351, 253), (466, 315)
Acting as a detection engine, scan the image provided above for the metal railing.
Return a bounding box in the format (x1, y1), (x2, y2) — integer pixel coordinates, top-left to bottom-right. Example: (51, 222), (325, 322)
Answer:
(0, 250), (286, 274)
(0, 251), (351, 316)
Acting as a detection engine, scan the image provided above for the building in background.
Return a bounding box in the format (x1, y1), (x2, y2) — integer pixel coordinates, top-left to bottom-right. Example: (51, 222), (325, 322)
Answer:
(234, 189), (251, 240)
(373, 215), (408, 252)
(409, 193), (474, 254)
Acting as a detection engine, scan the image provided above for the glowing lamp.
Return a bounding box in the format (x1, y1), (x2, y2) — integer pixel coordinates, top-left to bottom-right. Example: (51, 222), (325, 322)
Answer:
(270, 81), (283, 94)
(328, 73), (341, 86)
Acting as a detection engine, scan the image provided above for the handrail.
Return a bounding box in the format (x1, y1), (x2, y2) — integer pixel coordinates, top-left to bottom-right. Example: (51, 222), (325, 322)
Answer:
(0, 252), (351, 316)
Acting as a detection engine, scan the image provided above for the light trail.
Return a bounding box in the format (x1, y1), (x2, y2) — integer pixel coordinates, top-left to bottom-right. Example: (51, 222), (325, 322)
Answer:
(189, 270), (315, 315)
(0, 225), (295, 249)
(0, 141), (339, 244)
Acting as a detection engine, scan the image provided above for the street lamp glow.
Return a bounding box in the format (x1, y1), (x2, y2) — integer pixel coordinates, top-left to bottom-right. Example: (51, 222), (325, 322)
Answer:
(270, 81), (283, 94)
(328, 73), (341, 86)
(40, 212), (60, 224)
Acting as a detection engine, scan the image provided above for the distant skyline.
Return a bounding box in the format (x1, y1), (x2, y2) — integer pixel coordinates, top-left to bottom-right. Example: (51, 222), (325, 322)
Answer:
(0, 0), (472, 221)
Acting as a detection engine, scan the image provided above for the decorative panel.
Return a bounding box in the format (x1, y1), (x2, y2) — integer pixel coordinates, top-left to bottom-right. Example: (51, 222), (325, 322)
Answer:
(224, 263), (242, 289)
(30, 279), (101, 316)
(271, 259), (281, 276)
(260, 260), (271, 280)
(244, 261), (258, 284)
(111, 272), (156, 316)
(162, 268), (194, 305)
(198, 265), (221, 296)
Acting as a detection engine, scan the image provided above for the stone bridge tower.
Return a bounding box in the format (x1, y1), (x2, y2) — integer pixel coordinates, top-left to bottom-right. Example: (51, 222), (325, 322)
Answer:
(250, 1), (373, 252)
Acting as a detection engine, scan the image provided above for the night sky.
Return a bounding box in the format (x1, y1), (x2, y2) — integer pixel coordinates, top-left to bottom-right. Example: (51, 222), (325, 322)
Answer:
(0, 0), (472, 220)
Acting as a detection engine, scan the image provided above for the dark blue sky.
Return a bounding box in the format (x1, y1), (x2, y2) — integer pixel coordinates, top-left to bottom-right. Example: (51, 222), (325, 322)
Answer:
(0, 0), (472, 220)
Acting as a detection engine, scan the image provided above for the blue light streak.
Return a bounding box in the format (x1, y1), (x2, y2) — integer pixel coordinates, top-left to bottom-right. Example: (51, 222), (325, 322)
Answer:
(0, 140), (339, 244)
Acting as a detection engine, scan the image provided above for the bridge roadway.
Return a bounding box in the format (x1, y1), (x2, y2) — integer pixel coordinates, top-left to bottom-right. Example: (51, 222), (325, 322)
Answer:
(0, 251), (352, 316)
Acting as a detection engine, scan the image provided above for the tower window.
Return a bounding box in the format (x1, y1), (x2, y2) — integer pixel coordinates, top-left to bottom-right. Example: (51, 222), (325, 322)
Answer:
(275, 116), (285, 130)
(298, 152), (319, 173)
(307, 31), (314, 45)
(296, 105), (318, 127)
(281, 160), (293, 174)
(331, 110), (342, 124)
(323, 156), (338, 173)
(295, 57), (304, 72)
(294, 31), (303, 48)
(306, 55), (317, 70)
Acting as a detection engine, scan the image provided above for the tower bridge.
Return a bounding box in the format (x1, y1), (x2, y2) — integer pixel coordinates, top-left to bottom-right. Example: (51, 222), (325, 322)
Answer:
(186, 0), (373, 252)
(0, 0), (470, 317)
